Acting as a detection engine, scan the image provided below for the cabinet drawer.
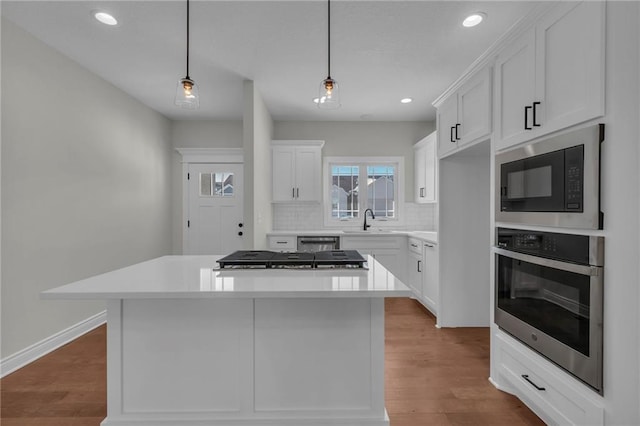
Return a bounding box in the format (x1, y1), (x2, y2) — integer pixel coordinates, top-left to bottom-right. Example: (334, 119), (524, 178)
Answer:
(407, 238), (423, 255)
(496, 331), (603, 426)
(267, 235), (296, 251)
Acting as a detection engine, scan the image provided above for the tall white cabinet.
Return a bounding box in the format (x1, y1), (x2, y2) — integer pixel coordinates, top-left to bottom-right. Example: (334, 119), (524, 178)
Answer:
(414, 131), (437, 203)
(272, 140), (324, 203)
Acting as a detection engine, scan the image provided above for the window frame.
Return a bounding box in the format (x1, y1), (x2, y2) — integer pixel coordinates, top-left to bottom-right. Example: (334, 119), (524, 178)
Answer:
(323, 156), (405, 228)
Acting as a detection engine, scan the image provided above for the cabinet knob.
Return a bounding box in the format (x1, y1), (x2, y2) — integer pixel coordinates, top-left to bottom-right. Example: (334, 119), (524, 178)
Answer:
(238, 223), (243, 228)
(238, 231), (243, 236)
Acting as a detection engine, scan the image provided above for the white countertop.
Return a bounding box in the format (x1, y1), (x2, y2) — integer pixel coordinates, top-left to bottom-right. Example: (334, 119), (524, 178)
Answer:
(42, 255), (412, 300)
(268, 230), (438, 244)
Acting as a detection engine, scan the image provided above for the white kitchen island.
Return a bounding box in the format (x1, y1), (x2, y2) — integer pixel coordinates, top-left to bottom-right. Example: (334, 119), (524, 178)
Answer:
(43, 255), (411, 426)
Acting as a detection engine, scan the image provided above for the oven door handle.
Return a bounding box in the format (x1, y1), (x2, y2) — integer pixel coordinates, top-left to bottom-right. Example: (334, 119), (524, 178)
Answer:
(494, 247), (601, 276)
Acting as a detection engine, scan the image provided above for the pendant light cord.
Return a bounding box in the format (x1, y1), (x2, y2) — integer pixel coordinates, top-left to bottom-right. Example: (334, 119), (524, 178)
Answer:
(327, 0), (331, 78)
(186, 0), (190, 79)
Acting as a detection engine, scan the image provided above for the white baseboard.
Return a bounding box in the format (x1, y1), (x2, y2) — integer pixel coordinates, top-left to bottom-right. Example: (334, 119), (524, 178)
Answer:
(0, 310), (106, 378)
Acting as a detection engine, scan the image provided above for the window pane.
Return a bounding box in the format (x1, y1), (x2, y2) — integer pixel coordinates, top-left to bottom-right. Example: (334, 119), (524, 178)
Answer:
(367, 165), (395, 218)
(213, 173), (234, 197)
(200, 173), (212, 196)
(331, 165), (359, 218)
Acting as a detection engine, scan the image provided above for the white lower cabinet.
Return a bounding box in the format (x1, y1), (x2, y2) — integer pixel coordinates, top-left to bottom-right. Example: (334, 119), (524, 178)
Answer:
(406, 237), (438, 315)
(341, 236), (404, 284)
(407, 239), (423, 296)
(494, 330), (604, 426)
(267, 235), (296, 251)
(421, 242), (438, 315)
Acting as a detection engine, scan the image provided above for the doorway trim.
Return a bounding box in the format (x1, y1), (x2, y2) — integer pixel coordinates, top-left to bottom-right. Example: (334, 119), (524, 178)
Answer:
(176, 148), (244, 254)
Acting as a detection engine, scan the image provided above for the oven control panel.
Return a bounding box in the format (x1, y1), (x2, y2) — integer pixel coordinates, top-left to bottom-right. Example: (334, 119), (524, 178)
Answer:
(496, 228), (592, 265)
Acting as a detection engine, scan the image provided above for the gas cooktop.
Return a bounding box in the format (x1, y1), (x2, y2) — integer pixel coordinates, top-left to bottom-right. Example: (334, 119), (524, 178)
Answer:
(216, 250), (367, 269)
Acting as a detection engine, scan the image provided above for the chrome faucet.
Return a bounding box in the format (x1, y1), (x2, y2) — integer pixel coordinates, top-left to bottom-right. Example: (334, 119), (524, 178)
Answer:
(363, 208), (375, 231)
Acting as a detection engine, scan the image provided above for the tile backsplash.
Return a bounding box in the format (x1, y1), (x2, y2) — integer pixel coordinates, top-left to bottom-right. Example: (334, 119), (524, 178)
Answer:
(272, 203), (436, 231)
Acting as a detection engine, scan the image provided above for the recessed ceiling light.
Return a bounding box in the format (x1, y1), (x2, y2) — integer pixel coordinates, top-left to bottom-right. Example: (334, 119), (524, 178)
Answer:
(463, 12), (486, 28)
(93, 11), (118, 26)
(400, 98), (413, 104)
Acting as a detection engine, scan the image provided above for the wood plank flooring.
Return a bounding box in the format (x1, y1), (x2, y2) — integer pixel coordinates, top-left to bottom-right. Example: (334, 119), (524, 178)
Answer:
(1, 298), (543, 425)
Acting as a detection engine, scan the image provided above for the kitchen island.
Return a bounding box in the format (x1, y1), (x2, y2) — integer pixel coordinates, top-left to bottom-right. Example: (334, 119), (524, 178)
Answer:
(43, 255), (411, 426)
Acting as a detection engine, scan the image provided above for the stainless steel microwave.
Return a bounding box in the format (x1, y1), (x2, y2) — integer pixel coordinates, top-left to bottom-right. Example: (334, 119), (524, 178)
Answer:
(496, 124), (604, 229)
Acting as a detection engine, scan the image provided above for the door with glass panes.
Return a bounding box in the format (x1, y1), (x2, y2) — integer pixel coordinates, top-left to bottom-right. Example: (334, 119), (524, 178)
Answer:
(186, 163), (244, 254)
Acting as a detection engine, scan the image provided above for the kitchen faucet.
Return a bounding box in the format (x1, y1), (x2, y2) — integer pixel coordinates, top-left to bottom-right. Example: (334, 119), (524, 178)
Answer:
(363, 208), (375, 231)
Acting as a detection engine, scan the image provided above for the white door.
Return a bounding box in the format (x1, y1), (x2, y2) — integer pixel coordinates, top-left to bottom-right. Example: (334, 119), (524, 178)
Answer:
(535, 1), (605, 134)
(494, 28), (536, 151)
(187, 163), (244, 255)
(437, 95), (459, 157)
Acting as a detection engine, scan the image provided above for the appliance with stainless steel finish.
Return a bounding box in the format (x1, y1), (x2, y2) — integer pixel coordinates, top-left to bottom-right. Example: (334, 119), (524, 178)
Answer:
(296, 235), (340, 252)
(495, 227), (604, 393)
(496, 124), (604, 229)
(216, 250), (366, 269)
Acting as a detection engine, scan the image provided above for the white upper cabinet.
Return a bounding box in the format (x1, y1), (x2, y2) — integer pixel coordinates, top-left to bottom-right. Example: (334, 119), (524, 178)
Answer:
(437, 67), (492, 158)
(495, 1), (605, 151)
(272, 141), (324, 203)
(414, 131), (437, 203)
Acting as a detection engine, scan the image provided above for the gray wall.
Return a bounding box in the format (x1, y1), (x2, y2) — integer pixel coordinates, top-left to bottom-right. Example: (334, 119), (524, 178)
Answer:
(243, 81), (274, 250)
(1, 19), (173, 358)
(170, 120), (242, 254)
(274, 121), (434, 200)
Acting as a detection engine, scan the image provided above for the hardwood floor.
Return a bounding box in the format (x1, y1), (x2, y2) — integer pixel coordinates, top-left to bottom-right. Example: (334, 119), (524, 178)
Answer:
(1, 298), (543, 425)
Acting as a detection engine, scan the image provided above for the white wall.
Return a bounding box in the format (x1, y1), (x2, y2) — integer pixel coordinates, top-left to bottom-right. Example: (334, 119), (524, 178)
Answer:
(1, 19), (173, 359)
(243, 81), (274, 250)
(170, 120), (242, 254)
(274, 121), (434, 200)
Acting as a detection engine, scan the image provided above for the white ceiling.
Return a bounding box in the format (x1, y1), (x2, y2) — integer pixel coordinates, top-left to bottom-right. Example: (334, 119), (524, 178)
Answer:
(2, 1), (536, 122)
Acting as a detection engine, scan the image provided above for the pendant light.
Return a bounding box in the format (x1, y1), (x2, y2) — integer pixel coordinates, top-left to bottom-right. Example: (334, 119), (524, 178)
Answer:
(175, 0), (199, 109)
(317, 0), (340, 109)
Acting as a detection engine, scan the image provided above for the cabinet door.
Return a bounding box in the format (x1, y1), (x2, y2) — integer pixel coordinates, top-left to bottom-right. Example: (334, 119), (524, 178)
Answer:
(414, 144), (427, 203)
(457, 67), (491, 147)
(272, 146), (296, 202)
(422, 243), (438, 315)
(494, 28), (536, 151)
(407, 252), (422, 296)
(294, 147), (321, 202)
(535, 1), (605, 134)
(423, 135), (437, 202)
(437, 95), (459, 157)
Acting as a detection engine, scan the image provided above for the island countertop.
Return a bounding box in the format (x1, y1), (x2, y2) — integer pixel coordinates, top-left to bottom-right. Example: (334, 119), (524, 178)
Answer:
(42, 255), (411, 300)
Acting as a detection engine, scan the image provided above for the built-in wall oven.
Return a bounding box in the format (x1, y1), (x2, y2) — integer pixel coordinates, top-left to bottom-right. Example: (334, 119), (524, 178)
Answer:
(496, 124), (604, 229)
(495, 227), (604, 394)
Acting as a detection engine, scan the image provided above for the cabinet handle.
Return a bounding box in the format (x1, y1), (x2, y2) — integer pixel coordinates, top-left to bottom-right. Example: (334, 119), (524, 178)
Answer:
(532, 102), (541, 127)
(524, 106), (532, 130)
(296, 188), (299, 198)
(424, 243), (434, 248)
(292, 188), (295, 199)
(455, 123), (460, 140)
(411, 243), (419, 248)
(521, 374), (546, 391)
(420, 187), (425, 198)
(276, 241), (287, 244)
(450, 126), (455, 143)
(417, 260), (422, 273)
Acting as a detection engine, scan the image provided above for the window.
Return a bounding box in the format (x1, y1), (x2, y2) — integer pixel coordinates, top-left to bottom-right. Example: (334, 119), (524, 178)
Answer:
(325, 157), (403, 225)
(200, 173), (234, 197)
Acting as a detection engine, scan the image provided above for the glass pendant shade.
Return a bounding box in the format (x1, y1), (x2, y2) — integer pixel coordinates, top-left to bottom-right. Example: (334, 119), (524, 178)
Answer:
(317, 77), (340, 109)
(175, 77), (200, 109)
